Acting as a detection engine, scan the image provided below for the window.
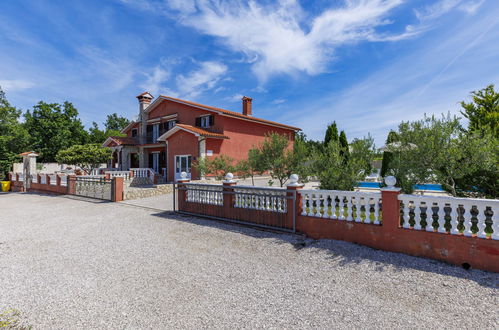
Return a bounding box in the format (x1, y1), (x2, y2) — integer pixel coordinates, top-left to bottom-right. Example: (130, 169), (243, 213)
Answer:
(152, 124), (159, 141)
(167, 120), (176, 130)
(131, 128), (138, 137)
(196, 115), (214, 128)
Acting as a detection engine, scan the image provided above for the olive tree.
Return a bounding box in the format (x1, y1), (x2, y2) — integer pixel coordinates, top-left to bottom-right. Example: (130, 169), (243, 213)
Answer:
(55, 144), (112, 174)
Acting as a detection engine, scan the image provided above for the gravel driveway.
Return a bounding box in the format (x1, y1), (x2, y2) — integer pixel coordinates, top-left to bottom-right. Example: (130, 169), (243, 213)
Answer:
(0, 193), (497, 329)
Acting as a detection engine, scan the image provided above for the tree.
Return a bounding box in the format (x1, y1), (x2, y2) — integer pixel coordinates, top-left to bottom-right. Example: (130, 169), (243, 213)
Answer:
(339, 130), (349, 162)
(88, 122), (125, 144)
(237, 148), (264, 185)
(314, 136), (375, 191)
(461, 84), (499, 138)
(0, 87), (29, 179)
(254, 133), (295, 187)
(194, 155), (236, 180)
(24, 101), (88, 162)
(104, 113), (130, 131)
(55, 144), (111, 174)
(324, 122), (339, 146)
(388, 114), (497, 197)
(380, 130), (399, 178)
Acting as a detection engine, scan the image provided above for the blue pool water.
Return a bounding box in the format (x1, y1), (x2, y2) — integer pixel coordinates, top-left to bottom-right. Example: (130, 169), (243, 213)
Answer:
(357, 182), (445, 192)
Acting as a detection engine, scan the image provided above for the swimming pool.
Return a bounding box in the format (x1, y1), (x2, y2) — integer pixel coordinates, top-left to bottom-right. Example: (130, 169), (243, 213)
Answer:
(357, 182), (445, 192)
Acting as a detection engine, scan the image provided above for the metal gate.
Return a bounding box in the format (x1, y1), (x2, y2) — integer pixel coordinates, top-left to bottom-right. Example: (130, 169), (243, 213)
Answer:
(173, 183), (297, 232)
(69, 176), (113, 200)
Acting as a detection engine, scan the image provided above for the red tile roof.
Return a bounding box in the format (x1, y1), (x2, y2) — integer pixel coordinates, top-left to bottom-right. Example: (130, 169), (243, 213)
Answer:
(175, 124), (229, 139)
(106, 136), (139, 146)
(18, 151), (38, 156)
(158, 95), (300, 131)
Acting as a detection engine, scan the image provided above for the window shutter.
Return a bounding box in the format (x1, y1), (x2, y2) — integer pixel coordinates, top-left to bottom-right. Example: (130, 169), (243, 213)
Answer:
(209, 115), (215, 126)
(195, 117), (201, 127)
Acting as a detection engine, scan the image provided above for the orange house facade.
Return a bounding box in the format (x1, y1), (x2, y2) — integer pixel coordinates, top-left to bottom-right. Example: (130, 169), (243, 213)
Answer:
(103, 92), (300, 182)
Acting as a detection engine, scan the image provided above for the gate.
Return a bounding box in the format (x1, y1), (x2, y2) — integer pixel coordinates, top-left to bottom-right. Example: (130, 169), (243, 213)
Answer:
(69, 176), (113, 200)
(174, 183), (297, 232)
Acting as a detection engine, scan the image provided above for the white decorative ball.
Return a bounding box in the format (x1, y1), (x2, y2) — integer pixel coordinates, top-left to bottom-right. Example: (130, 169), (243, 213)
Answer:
(225, 172), (234, 181)
(289, 174), (299, 183)
(385, 176), (397, 187)
(180, 171), (187, 179)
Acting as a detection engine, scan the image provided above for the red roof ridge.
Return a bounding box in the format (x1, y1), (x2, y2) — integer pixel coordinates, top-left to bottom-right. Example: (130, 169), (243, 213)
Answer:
(158, 95), (300, 131)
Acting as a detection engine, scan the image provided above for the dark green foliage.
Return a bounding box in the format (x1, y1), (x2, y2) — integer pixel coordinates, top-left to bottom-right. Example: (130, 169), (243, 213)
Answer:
(380, 130), (398, 177)
(104, 113), (130, 131)
(460, 84), (498, 139)
(88, 122), (125, 144)
(24, 101), (89, 162)
(55, 144), (112, 174)
(0, 88), (29, 179)
(315, 135), (375, 191)
(324, 122), (338, 146)
(338, 130), (349, 162)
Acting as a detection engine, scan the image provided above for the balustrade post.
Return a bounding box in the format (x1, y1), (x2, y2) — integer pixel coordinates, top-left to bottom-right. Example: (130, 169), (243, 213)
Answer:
(380, 176), (402, 233)
(222, 173), (237, 218)
(67, 175), (76, 195)
(177, 172), (190, 211)
(16, 173), (19, 181)
(111, 177), (124, 202)
(56, 175), (62, 186)
(286, 174), (303, 232)
(46, 174), (51, 185)
(129, 170), (134, 178)
(37, 174), (41, 184)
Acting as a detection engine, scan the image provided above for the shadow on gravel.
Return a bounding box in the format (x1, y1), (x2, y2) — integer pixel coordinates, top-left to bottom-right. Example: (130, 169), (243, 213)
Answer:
(151, 210), (499, 289)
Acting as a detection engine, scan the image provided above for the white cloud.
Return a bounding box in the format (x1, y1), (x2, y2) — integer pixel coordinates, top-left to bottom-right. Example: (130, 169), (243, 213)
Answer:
(271, 98), (286, 104)
(225, 93), (244, 103)
(164, 0), (413, 82)
(284, 7), (499, 144)
(140, 65), (170, 95)
(458, 0), (485, 14)
(0, 79), (34, 92)
(175, 61), (228, 98)
(414, 0), (484, 21)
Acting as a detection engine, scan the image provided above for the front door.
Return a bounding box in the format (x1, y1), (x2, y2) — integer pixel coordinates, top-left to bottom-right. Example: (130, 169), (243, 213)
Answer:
(175, 155), (192, 181)
(152, 152), (159, 173)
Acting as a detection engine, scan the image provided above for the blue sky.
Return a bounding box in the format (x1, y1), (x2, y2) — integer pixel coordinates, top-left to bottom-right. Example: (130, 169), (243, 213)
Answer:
(1, 0), (498, 145)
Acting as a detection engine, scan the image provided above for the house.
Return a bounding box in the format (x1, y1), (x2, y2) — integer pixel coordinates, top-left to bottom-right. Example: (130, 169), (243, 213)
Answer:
(103, 92), (300, 182)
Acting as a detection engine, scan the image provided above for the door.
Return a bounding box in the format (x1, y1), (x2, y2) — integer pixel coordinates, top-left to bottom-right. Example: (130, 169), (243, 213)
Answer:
(152, 153), (159, 173)
(175, 155), (192, 181)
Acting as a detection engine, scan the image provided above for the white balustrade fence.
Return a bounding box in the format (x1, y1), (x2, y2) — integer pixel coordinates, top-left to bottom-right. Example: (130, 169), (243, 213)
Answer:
(106, 171), (132, 180)
(185, 183), (223, 205)
(40, 174), (47, 185)
(234, 186), (288, 213)
(131, 168), (155, 180)
(60, 175), (67, 186)
(31, 174), (38, 183)
(49, 174), (57, 185)
(399, 194), (498, 240)
(299, 190), (382, 224)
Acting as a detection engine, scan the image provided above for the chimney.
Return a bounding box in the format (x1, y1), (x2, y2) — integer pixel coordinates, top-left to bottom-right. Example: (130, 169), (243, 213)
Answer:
(242, 96), (252, 116)
(136, 92), (154, 144)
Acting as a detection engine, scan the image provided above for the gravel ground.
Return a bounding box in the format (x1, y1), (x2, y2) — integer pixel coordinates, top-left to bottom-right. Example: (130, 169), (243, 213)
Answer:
(0, 192), (498, 329)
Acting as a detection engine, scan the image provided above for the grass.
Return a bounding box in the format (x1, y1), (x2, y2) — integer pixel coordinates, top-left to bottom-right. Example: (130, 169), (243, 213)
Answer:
(0, 309), (31, 329)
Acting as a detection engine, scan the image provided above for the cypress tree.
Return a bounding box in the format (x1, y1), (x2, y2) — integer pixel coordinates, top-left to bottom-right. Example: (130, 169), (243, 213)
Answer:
(324, 122), (339, 146)
(380, 130), (399, 177)
(339, 130), (349, 163)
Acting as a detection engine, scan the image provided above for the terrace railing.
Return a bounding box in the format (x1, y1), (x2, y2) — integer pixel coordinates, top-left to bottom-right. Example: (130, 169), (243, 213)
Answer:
(299, 190), (382, 224)
(399, 194), (498, 240)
